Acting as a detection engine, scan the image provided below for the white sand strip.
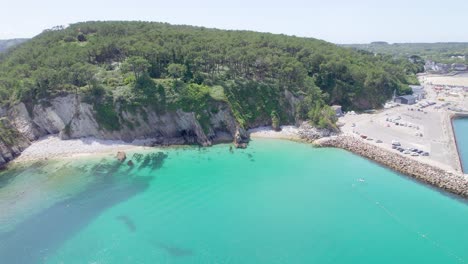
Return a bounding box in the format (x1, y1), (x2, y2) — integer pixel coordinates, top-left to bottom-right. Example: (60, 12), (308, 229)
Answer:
(14, 136), (154, 163)
(248, 126), (300, 140)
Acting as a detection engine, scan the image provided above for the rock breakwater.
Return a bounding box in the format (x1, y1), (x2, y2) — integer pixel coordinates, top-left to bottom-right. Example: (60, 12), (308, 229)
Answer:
(317, 135), (468, 198)
(297, 122), (337, 141)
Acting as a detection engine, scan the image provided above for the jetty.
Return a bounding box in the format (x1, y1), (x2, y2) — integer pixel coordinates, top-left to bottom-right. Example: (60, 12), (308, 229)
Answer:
(316, 135), (468, 198)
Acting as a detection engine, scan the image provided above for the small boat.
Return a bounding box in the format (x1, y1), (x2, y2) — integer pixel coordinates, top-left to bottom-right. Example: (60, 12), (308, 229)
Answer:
(357, 178), (365, 182)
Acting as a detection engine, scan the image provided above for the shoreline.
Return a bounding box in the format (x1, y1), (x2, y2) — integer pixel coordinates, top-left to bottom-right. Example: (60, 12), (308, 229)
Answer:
(8, 125), (315, 165)
(11, 136), (156, 165)
(11, 126), (304, 164)
(4, 123), (468, 199)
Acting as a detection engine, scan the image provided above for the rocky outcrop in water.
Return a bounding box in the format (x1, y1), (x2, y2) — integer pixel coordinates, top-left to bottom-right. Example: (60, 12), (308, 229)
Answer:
(317, 135), (468, 198)
(234, 127), (249, 148)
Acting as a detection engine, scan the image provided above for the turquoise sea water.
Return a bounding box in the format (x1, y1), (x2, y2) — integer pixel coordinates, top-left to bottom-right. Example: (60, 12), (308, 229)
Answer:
(454, 118), (468, 173)
(0, 139), (467, 264)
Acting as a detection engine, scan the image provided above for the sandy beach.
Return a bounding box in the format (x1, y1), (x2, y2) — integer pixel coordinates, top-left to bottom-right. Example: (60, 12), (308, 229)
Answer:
(13, 136), (155, 163)
(12, 126), (302, 163)
(248, 126), (301, 140)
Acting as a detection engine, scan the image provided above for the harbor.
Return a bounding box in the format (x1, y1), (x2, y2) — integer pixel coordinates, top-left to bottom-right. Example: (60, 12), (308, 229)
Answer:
(337, 74), (468, 173)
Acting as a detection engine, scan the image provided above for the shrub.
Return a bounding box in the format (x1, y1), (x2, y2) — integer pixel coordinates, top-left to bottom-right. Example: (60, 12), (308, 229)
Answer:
(94, 101), (121, 131)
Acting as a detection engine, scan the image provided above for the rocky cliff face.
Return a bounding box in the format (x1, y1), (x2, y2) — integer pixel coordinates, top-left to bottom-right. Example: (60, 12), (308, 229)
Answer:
(0, 118), (31, 167)
(0, 94), (249, 167)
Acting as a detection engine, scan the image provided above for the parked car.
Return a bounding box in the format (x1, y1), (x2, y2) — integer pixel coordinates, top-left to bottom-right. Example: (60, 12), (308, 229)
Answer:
(422, 152), (429, 156)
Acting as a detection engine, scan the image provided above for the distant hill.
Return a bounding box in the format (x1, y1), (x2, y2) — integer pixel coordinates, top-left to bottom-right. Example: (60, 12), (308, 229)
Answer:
(0, 39), (28, 53)
(342, 42), (468, 64)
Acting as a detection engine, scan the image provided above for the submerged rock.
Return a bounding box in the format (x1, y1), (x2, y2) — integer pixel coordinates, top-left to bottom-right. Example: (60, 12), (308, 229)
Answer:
(117, 151), (127, 162)
(234, 142), (247, 149)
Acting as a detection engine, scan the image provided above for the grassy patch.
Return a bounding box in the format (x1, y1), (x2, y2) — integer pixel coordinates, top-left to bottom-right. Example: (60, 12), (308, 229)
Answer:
(94, 101), (121, 131)
(0, 118), (22, 146)
(209, 85), (227, 101)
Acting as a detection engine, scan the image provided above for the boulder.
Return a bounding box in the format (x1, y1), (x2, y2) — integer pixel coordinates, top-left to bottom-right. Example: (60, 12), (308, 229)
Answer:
(117, 151), (127, 162)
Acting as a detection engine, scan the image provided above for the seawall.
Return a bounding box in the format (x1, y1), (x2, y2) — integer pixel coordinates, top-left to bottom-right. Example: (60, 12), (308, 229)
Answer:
(316, 135), (468, 198)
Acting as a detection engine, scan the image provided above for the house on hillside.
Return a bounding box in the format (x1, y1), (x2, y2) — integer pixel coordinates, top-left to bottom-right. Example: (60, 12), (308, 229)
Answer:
(452, 63), (467, 71)
(424, 60), (450, 73)
(410, 85), (426, 100)
(394, 95), (416, 105)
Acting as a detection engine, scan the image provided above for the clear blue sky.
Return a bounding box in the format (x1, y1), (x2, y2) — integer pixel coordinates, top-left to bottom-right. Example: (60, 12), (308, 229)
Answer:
(2, 0), (467, 43)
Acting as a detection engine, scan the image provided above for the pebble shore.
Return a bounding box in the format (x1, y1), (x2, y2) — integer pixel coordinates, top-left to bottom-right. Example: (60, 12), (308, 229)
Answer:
(316, 135), (468, 198)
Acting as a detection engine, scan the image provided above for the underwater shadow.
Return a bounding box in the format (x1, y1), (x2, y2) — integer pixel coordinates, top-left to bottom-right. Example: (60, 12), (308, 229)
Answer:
(152, 241), (194, 257)
(0, 152), (167, 264)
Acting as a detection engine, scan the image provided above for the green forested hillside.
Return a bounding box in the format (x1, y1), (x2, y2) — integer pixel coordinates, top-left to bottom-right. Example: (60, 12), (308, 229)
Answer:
(343, 42), (468, 64)
(0, 22), (419, 129)
(0, 38), (28, 53)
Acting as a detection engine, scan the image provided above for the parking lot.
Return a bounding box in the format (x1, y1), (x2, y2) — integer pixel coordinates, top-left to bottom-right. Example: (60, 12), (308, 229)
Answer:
(340, 104), (462, 172)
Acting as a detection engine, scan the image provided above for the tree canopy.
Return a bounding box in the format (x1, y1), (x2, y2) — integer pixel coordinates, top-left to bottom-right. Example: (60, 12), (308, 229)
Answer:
(343, 42), (468, 65)
(0, 21), (420, 130)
